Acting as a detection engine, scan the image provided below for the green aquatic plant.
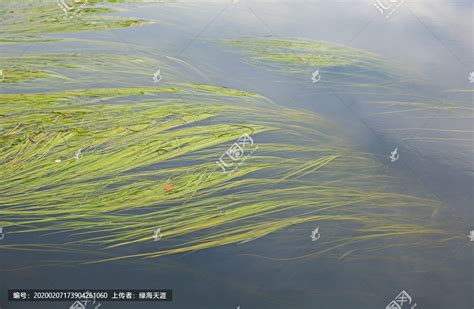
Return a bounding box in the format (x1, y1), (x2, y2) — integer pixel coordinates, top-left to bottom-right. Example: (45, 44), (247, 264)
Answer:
(0, 67), (63, 84)
(0, 80), (452, 264)
(220, 38), (472, 151)
(0, 23), (456, 265)
(364, 96), (474, 145)
(0, 53), (181, 87)
(0, 1), (151, 37)
(0, 0), (465, 267)
(221, 37), (401, 82)
(0, 36), (61, 44)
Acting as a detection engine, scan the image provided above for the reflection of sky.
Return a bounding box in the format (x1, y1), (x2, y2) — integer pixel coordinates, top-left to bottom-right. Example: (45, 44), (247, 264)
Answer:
(114, 0), (473, 171)
(238, 0), (473, 85)
(118, 0), (472, 86)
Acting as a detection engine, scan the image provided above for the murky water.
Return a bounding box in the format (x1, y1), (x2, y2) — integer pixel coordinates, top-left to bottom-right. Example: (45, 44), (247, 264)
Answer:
(1, 1), (473, 308)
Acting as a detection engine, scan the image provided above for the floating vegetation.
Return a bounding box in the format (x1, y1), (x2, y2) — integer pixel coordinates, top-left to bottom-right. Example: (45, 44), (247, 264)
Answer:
(367, 99), (474, 117)
(221, 37), (402, 88)
(0, 1), (151, 38)
(0, 13), (457, 264)
(0, 79), (452, 264)
(0, 66), (63, 84)
(221, 38), (473, 154)
(363, 95), (474, 147)
(0, 36), (61, 44)
(0, 53), (181, 88)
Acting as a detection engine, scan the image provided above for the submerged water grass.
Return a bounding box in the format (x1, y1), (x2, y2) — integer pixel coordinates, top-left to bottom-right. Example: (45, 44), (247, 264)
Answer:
(221, 37), (402, 88)
(221, 37), (474, 152)
(0, 0), (151, 40)
(0, 3), (459, 265)
(0, 53), (183, 87)
(0, 78), (452, 264)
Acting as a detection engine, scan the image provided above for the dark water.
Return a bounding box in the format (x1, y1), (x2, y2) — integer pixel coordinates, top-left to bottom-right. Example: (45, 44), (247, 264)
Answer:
(1, 1), (473, 308)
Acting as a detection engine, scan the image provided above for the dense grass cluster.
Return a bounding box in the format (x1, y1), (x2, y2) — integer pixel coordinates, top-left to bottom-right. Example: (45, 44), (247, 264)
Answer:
(0, 2), (455, 265)
(0, 0), (151, 40)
